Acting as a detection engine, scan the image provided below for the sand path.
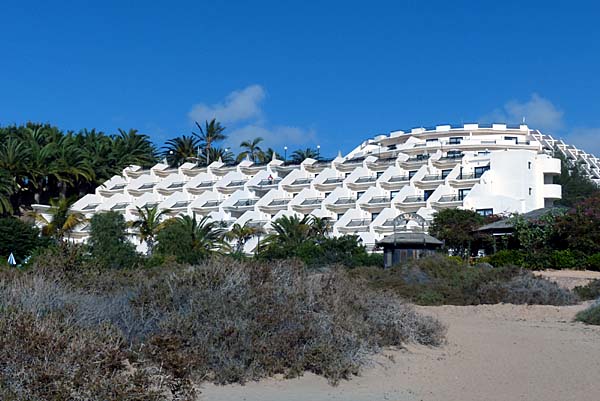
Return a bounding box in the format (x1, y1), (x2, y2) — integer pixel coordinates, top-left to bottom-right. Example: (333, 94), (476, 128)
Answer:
(199, 302), (600, 401)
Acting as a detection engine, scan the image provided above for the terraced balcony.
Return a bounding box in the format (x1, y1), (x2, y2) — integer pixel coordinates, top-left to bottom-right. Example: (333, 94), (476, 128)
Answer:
(291, 197), (324, 213)
(338, 218), (371, 233)
(218, 180), (247, 194)
(415, 174), (445, 189)
(258, 198), (291, 213)
(347, 175), (378, 191)
(187, 180), (216, 195)
(399, 154), (430, 169)
(325, 197), (356, 212)
(223, 198), (259, 212)
(380, 174), (411, 190)
(282, 177), (312, 192)
(430, 194), (463, 209)
(248, 178), (282, 192)
(359, 196), (391, 211)
(314, 176), (344, 191)
(191, 199), (220, 213)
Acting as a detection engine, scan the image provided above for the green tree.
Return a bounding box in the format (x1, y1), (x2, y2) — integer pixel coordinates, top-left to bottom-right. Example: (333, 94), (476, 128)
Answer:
(156, 214), (224, 263)
(554, 193), (600, 254)
(130, 205), (170, 255)
(290, 148), (320, 164)
(429, 209), (485, 257)
(162, 135), (200, 167)
(554, 153), (600, 207)
(88, 211), (138, 269)
(225, 222), (263, 254)
(236, 137), (265, 163)
(194, 119), (227, 166)
(27, 197), (86, 240)
(0, 217), (48, 264)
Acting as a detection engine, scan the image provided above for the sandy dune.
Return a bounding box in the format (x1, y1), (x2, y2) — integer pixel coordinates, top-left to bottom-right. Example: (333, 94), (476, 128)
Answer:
(199, 301), (600, 401)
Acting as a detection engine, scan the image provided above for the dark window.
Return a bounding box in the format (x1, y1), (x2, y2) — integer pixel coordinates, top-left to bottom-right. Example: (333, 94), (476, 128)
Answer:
(337, 213), (344, 220)
(408, 170), (417, 179)
(458, 188), (470, 200)
(345, 172), (351, 178)
(449, 137), (462, 144)
(371, 212), (380, 222)
(477, 208), (493, 217)
(357, 191), (365, 199)
(441, 169), (452, 179)
(505, 136), (518, 143)
(376, 171), (383, 178)
(390, 190), (399, 200)
(528, 161), (532, 169)
(325, 192), (331, 197)
(426, 138), (438, 143)
(529, 187), (532, 195)
(474, 165), (490, 178)
(424, 190), (434, 201)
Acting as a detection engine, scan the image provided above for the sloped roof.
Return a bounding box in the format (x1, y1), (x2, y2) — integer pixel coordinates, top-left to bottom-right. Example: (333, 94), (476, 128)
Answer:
(377, 232), (443, 246)
(476, 207), (567, 232)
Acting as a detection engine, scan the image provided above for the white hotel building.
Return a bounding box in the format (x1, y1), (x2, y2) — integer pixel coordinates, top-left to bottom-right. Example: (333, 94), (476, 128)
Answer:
(35, 123), (600, 254)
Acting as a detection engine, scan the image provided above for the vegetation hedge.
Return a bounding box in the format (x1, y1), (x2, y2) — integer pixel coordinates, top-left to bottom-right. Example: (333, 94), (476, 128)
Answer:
(575, 301), (600, 326)
(0, 253), (445, 400)
(350, 255), (578, 306)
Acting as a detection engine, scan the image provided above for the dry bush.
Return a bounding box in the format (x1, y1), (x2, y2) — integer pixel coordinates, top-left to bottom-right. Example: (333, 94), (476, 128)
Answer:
(478, 274), (578, 306)
(575, 299), (600, 325)
(0, 256), (445, 399)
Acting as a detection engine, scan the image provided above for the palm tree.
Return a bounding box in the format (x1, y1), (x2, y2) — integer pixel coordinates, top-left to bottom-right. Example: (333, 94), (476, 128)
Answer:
(259, 147), (281, 163)
(236, 137), (265, 163)
(202, 146), (235, 165)
(113, 129), (158, 168)
(175, 213), (225, 256)
(225, 222), (263, 253)
(0, 169), (15, 215)
(310, 216), (333, 239)
(263, 215), (314, 249)
(130, 205), (170, 255)
(290, 148), (320, 164)
(28, 197), (86, 240)
(162, 135), (200, 167)
(194, 119), (227, 166)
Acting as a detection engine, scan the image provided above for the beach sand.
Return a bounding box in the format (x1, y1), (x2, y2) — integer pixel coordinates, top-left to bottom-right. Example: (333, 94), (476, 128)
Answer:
(198, 273), (600, 401)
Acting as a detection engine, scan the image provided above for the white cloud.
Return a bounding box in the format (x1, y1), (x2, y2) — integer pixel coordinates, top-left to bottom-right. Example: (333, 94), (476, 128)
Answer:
(187, 85), (316, 151)
(483, 93), (564, 133)
(565, 127), (600, 156)
(188, 84), (265, 125)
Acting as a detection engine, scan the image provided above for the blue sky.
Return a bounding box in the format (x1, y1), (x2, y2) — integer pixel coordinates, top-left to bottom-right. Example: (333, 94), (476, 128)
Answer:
(1, 1), (600, 156)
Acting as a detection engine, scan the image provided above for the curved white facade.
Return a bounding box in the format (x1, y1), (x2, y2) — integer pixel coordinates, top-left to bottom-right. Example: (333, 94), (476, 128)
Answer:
(37, 123), (594, 254)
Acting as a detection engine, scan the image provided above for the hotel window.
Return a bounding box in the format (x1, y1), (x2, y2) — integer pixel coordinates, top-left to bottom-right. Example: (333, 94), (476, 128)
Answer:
(529, 187), (532, 195)
(449, 137), (462, 145)
(337, 213), (344, 220)
(424, 190), (434, 201)
(426, 138), (438, 143)
(441, 169), (452, 179)
(474, 165), (490, 178)
(376, 171), (383, 179)
(458, 188), (470, 201)
(476, 208), (493, 217)
(357, 191), (365, 199)
(345, 172), (351, 178)
(325, 192), (331, 197)
(505, 136), (518, 143)
(371, 212), (380, 222)
(408, 170), (417, 179)
(390, 190), (399, 200)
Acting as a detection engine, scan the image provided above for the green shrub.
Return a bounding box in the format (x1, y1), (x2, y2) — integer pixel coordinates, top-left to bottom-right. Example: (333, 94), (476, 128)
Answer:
(574, 279), (600, 300)
(586, 253), (600, 271)
(575, 301), (600, 325)
(0, 217), (49, 264)
(488, 250), (525, 268)
(350, 255), (577, 306)
(88, 212), (139, 269)
(548, 249), (579, 270)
